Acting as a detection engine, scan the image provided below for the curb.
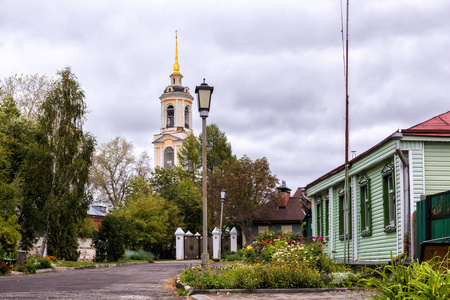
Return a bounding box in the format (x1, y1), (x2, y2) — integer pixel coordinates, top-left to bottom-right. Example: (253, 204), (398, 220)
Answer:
(175, 275), (367, 297)
(188, 287), (367, 296)
(8, 261), (149, 276)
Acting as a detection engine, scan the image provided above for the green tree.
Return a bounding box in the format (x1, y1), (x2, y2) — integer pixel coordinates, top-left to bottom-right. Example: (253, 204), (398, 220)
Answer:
(0, 215), (21, 257)
(209, 155), (279, 242)
(0, 97), (38, 253)
(201, 123), (234, 173)
(149, 167), (202, 234)
(30, 67), (95, 260)
(93, 213), (135, 262)
(177, 132), (201, 181)
(121, 176), (180, 259)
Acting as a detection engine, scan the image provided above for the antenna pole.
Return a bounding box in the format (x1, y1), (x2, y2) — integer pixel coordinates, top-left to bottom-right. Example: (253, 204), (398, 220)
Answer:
(344, 0), (350, 265)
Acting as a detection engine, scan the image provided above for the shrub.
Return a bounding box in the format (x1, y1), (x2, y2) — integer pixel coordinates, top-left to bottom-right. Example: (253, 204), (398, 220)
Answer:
(360, 254), (450, 299)
(223, 251), (243, 262)
(0, 261), (14, 274)
(180, 262), (325, 290)
(0, 215), (21, 257)
(123, 249), (154, 262)
(24, 261), (36, 274)
(93, 214), (136, 262)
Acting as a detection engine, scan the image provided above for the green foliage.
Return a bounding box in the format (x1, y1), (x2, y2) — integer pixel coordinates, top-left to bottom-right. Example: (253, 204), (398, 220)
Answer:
(177, 132), (201, 180)
(120, 178), (180, 259)
(0, 261), (14, 274)
(123, 249), (154, 263)
(0, 215), (21, 257)
(201, 123), (234, 173)
(149, 168), (201, 234)
(223, 251), (244, 262)
(208, 156), (279, 241)
(34, 67), (95, 260)
(360, 254), (450, 299)
(93, 214), (135, 262)
(180, 263), (324, 290)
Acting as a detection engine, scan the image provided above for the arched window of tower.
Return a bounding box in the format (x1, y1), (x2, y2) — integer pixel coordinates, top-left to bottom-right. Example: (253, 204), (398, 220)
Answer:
(185, 106), (190, 129)
(166, 105), (174, 128)
(164, 146), (174, 168)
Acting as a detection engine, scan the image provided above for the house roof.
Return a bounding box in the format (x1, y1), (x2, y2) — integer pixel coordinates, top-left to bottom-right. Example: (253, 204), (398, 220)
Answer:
(87, 205), (108, 217)
(253, 196), (307, 223)
(402, 111), (450, 136)
(306, 111), (450, 189)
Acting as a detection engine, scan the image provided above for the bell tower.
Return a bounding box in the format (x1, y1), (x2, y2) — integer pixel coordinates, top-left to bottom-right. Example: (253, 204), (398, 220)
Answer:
(153, 32), (194, 168)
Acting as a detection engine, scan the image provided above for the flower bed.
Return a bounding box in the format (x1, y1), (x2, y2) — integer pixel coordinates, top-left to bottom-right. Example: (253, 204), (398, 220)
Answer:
(181, 232), (361, 290)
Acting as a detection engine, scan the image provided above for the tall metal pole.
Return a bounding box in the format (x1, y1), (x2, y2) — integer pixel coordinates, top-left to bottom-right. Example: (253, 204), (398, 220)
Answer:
(344, 0), (350, 265)
(219, 198), (224, 259)
(201, 116), (209, 268)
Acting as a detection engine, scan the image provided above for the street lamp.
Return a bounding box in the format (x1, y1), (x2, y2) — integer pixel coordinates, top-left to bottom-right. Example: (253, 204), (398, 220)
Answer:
(195, 79), (214, 269)
(219, 189), (226, 259)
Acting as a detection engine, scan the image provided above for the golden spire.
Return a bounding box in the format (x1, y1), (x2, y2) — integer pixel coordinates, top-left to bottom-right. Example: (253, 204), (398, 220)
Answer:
(172, 30), (181, 76)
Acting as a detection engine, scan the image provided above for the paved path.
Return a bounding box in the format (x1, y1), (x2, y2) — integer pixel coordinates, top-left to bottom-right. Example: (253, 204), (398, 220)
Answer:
(1, 260), (376, 299)
(0, 260), (200, 299)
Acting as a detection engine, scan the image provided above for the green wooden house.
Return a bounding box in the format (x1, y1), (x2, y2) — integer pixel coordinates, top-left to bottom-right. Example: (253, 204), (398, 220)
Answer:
(306, 111), (450, 263)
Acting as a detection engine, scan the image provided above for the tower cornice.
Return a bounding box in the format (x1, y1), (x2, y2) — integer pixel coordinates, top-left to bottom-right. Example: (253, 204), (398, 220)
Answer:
(160, 92), (194, 101)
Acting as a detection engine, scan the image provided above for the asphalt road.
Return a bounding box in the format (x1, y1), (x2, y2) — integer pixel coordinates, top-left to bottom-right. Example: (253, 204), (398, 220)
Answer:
(0, 260), (199, 299)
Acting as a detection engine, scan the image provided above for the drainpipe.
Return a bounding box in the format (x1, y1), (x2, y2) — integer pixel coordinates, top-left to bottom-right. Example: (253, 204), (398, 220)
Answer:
(392, 132), (411, 260)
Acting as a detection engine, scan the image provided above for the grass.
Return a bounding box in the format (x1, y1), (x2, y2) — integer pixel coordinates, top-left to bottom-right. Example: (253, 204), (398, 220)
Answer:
(57, 258), (146, 268)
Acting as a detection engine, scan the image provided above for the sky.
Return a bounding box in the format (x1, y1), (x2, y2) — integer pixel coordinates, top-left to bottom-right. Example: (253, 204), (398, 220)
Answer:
(1, 0), (449, 191)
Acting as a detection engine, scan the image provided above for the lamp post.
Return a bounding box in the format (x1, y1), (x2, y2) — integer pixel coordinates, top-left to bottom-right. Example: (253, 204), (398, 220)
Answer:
(219, 189), (226, 259)
(195, 79), (214, 269)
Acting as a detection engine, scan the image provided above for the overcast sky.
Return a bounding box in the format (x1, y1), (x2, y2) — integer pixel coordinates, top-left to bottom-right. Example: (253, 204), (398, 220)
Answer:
(1, 0), (449, 191)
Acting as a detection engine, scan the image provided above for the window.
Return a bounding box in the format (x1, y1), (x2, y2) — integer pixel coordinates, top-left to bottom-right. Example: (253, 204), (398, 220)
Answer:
(338, 186), (352, 240)
(382, 163), (396, 232)
(164, 147), (174, 168)
(324, 196), (329, 238)
(316, 197), (322, 237)
(359, 174), (371, 237)
(281, 225), (292, 234)
(184, 106), (190, 129)
(166, 105), (174, 128)
(258, 226), (269, 235)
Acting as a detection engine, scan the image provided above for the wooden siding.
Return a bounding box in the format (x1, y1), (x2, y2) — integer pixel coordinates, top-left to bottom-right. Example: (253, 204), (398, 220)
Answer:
(424, 143), (450, 195)
(411, 148), (425, 210)
(355, 161), (398, 261)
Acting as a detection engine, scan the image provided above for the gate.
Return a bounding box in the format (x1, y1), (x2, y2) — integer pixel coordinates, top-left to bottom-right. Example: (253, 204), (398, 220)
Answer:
(184, 235), (201, 259)
(416, 190), (450, 260)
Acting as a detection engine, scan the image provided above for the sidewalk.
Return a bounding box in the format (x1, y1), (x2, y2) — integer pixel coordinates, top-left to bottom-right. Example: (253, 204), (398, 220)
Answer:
(190, 290), (375, 299)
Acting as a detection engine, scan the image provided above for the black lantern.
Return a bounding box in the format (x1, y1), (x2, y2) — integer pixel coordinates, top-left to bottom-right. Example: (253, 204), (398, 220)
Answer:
(195, 79), (214, 118)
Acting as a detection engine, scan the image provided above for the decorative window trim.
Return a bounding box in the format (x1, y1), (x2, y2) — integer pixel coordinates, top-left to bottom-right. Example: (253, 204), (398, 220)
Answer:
(316, 196), (322, 205)
(358, 174), (369, 187)
(359, 174), (372, 237)
(361, 230), (371, 237)
(381, 163), (396, 233)
(384, 224), (397, 233)
(381, 163), (394, 176)
(338, 186), (345, 197)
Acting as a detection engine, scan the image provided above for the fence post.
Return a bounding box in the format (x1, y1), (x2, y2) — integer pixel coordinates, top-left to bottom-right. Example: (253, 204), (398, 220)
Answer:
(230, 227), (238, 252)
(212, 227), (221, 260)
(175, 228), (185, 260)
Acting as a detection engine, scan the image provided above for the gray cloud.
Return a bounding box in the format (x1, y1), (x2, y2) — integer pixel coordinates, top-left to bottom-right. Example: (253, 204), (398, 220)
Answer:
(1, 0), (449, 190)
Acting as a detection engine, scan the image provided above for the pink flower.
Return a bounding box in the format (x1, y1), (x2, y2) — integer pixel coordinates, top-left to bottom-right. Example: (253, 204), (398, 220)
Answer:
(319, 244), (322, 247)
